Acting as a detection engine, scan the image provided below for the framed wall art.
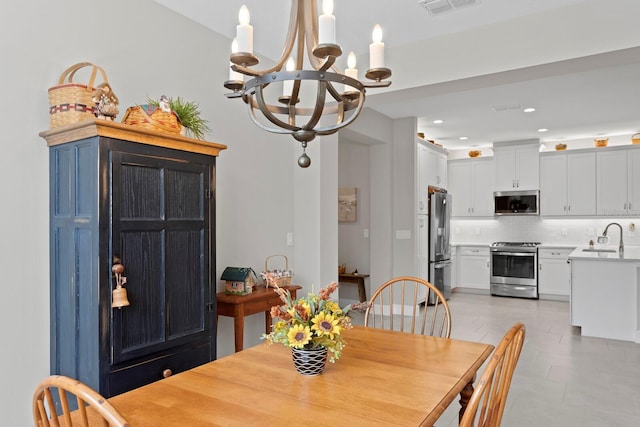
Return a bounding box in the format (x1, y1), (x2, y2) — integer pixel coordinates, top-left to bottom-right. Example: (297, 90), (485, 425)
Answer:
(338, 187), (357, 222)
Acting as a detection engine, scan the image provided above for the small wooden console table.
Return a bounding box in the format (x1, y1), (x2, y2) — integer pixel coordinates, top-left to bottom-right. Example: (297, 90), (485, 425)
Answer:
(216, 285), (302, 352)
(338, 273), (370, 303)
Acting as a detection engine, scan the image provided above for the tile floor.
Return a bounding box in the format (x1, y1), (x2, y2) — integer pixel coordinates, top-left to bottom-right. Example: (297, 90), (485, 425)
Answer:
(353, 292), (640, 427)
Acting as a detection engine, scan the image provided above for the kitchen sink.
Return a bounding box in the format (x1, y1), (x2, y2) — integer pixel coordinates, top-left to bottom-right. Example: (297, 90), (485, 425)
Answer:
(582, 248), (617, 253)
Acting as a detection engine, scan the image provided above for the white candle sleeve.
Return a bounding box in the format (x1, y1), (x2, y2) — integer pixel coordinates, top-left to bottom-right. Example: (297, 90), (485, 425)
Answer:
(318, 14), (336, 44)
(369, 42), (384, 69)
(236, 24), (253, 53)
(229, 63), (243, 82)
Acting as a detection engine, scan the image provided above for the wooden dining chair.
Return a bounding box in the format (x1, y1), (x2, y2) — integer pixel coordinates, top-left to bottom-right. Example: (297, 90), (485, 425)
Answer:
(459, 322), (526, 427)
(33, 375), (129, 427)
(364, 276), (451, 338)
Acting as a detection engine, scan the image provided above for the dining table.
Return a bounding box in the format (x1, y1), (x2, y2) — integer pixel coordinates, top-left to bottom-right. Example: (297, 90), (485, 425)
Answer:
(100, 326), (494, 426)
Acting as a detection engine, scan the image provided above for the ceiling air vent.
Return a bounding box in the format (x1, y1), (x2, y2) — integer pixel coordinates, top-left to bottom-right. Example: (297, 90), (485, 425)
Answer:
(418, 0), (478, 15)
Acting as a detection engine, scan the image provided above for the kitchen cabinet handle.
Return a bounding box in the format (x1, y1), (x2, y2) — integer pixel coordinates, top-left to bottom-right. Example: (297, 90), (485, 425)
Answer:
(624, 202), (627, 210)
(163, 369), (173, 378)
(567, 205), (571, 211)
(539, 264), (542, 270)
(563, 205), (566, 211)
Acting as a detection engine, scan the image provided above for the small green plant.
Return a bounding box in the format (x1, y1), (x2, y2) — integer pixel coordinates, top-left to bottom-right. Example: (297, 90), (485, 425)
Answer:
(148, 96), (210, 140)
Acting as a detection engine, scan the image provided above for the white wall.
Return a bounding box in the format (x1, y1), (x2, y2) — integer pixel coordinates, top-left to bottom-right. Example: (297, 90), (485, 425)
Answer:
(338, 140), (371, 303)
(0, 1), (311, 424)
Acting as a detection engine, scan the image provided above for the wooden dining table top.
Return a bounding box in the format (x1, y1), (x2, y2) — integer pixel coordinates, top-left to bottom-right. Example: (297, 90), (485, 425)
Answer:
(104, 326), (494, 426)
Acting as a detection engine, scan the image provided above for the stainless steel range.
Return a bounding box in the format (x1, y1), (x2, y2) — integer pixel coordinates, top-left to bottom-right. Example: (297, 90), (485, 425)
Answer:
(490, 242), (540, 299)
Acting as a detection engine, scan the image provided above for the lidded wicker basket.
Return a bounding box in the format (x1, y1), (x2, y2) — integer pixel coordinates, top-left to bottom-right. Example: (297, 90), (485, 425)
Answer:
(121, 105), (182, 134)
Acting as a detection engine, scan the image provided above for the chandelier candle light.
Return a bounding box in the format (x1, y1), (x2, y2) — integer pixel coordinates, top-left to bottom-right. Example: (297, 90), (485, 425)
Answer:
(224, 0), (392, 168)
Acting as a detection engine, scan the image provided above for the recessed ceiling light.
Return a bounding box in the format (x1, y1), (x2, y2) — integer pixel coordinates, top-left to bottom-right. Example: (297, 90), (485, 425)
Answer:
(460, 136), (468, 140)
(433, 119), (443, 124)
(523, 107), (536, 113)
(538, 128), (548, 133)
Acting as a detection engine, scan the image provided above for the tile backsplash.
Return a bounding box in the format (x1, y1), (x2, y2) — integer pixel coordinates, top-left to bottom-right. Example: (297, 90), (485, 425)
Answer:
(451, 217), (639, 246)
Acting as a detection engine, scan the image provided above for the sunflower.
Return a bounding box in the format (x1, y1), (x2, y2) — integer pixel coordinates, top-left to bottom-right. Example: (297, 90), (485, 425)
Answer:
(287, 324), (312, 348)
(311, 311), (341, 340)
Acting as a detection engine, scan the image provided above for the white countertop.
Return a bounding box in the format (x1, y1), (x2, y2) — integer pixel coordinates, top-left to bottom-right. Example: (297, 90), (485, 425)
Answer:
(538, 244), (577, 249)
(450, 242), (489, 247)
(569, 245), (640, 262)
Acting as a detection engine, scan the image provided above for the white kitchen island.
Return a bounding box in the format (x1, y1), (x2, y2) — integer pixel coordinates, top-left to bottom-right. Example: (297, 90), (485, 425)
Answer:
(569, 246), (640, 342)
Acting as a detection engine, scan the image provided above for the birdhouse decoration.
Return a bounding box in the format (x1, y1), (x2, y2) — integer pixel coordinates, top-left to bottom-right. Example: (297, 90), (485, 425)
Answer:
(221, 267), (258, 296)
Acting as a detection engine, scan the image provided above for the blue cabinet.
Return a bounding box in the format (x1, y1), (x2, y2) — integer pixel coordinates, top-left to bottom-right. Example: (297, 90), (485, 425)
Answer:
(42, 122), (225, 397)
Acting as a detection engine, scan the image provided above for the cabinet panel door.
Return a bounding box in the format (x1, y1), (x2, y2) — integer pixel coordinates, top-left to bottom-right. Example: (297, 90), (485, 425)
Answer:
(448, 161), (472, 216)
(596, 151), (627, 215)
(538, 258), (570, 296)
(416, 144), (428, 214)
(472, 159), (494, 217)
(110, 151), (212, 364)
(540, 155), (567, 215)
(494, 149), (517, 190)
(567, 152), (596, 215)
(458, 256), (489, 289)
(515, 146), (540, 190)
(628, 150), (640, 215)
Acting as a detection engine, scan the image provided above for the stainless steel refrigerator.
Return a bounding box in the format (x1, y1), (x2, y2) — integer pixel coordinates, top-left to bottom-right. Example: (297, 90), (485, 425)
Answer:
(427, 187), (452, 301)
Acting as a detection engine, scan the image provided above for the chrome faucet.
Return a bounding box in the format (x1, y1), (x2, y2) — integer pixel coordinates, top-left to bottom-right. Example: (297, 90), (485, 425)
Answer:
(599, 222), (624, 255)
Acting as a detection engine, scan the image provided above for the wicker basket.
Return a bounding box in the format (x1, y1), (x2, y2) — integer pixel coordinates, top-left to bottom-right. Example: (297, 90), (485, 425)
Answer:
(262, 255), (293, 288)
(632, 133), (640, 144)
(121, 105), (182, 134)
(48, 62), (109, 128)
(594, 138), (608, 148)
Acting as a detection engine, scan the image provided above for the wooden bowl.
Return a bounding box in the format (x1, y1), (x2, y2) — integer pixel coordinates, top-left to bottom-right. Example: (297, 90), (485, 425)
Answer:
(555, 144), (567, 151)
(594, 138), (608, 148)
(632, 133), (640, 144)
(468, 150), (481, 158)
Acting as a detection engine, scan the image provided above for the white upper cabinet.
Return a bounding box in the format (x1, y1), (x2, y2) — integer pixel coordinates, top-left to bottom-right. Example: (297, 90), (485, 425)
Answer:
(596, 147), (640, 216)
(428, 150), (447, 189)
(417, 141), (448, 214)
(448, 158), (493, 217)
(494, 144), (539, 191)
(540, 152), (595, 216)
(417, 143), (428, 214)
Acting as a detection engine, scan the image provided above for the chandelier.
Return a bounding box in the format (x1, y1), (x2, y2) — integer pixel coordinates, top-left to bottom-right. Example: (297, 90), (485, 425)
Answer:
(223, 0), (392, 167)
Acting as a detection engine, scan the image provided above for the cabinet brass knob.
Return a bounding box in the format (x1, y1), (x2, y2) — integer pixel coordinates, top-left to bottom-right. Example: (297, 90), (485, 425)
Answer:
(163, 369), (173, 378)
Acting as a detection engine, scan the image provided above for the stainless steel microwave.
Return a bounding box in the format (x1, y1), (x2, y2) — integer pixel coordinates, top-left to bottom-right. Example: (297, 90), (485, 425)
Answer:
(494, 190), (539, 216)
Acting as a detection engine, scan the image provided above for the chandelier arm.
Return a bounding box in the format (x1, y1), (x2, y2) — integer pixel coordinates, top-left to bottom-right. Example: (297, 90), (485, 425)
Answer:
(314, 91), (366, 135)
(303, 0), (323, 71)
(231, 64), (260, 77)
(303, 80), (328, 131)
(247, 99), (291, 135)
(317, 56), (336, 72)
(253, 85), (300, 132)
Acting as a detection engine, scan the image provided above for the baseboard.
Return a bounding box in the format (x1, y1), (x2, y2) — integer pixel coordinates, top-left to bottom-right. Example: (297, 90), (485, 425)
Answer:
(538, 294), (570, 302)
(452, 287), (491, 296)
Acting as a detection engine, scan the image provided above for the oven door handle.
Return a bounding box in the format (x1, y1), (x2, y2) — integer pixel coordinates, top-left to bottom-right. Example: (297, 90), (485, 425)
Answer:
(491, 251), (535, 257)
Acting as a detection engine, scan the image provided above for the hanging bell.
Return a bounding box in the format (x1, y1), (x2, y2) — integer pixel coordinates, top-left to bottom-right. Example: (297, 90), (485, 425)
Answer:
(112, 286), (130, 308)
(112, 262), (130, 309)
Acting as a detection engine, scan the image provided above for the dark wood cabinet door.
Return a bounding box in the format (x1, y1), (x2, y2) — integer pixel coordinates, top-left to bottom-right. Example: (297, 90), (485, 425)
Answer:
(109, 150), (213, 365)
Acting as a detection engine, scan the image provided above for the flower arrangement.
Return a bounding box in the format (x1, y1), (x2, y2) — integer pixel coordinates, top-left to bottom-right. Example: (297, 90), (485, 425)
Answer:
(262, 278), (354, 363)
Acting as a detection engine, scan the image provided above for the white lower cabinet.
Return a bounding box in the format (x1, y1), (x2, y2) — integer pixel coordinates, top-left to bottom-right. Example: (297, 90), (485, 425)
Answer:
(538, 248), (573, 300)
(456, 246), (490, 290)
